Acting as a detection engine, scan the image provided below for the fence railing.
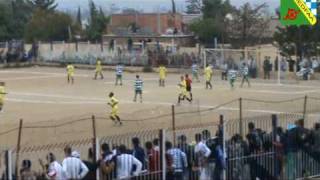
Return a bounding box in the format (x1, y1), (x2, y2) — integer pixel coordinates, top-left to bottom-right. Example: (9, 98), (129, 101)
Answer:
(0, 96), (319, 179)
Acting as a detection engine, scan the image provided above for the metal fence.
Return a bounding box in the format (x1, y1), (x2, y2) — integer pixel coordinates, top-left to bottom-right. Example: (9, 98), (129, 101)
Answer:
(0, 96), (319, 179)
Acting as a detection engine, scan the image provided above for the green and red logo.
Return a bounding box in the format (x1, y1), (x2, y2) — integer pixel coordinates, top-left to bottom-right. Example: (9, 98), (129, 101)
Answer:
(280, 0), (317, 25)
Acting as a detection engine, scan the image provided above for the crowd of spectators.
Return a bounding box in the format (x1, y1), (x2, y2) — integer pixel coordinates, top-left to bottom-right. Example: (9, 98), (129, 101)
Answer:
(8, 118), (320, 180)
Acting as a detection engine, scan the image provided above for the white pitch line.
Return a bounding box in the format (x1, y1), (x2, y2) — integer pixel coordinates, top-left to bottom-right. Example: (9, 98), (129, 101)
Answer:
(7, 97), (318, 116)
(241, 89), (319, 95)
(0, 70), (90, 77)
(5, 92), (316, 116)
(1, 75), (64, 81)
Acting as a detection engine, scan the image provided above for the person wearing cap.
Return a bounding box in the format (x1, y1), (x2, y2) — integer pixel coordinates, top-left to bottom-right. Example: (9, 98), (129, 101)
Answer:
(0, 82), (6, 112)
(108, 92), (122, 125)
(94, 59), (104, 80)
(62, 146), (89, 180)
(66, 63), (75, 84)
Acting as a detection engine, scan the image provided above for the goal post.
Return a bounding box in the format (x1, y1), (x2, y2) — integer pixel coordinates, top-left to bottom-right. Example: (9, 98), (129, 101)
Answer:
(203, 48), (285, 84)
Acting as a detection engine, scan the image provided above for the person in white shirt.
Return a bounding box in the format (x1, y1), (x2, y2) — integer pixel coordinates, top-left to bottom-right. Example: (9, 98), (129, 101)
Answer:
(194, 134), (212, 180)
(46, 153), (66, 180)
(62, 146), (89, 180)
(116, 144), (142, 179)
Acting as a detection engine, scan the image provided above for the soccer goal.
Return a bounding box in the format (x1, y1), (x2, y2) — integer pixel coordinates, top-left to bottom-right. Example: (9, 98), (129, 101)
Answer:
(202, 48), (287, 85)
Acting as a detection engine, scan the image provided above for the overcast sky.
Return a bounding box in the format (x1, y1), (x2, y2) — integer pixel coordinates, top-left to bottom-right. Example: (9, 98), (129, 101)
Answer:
(56, 0), (279, 13)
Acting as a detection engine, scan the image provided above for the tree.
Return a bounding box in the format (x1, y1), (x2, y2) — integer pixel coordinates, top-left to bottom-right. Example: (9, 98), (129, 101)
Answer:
(171, 0), (176, 14)
(0, 2), (11, 40)
(77, 6), (82, 28)
(227, 3), (271, 48)
(86, 0), (109, 41)
(0, 0), (31, 40)
(186, 0), (202, 14)
(189, 0), (234, 45)
(24, 9), (74, 42)
(27, 0), (58, 11)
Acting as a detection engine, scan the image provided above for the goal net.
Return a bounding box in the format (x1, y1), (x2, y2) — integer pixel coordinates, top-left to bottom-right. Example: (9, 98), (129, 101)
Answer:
(203, 48), (297, 84)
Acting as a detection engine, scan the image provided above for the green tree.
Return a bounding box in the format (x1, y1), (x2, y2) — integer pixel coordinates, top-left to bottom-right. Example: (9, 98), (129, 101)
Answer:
(0, 2), (11, 40)
(189, 0), (233, 45)
(77, 6), (82, 28)
(86, 0), (109, 41)
(227, 3), (270, 48)
(186, 0), (202, 14)
(25, 9), (73, 42)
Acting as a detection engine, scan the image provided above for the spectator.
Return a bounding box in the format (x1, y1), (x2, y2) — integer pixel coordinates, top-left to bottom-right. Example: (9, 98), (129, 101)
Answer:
(280, 58), (287, 80)
(165, 141), (188, 180)
(213, 137), (226, 180)
(221, 61), (228, 81)
(20, 159), (37, 180)
(246, 122), (263, 180)
(153, 138), (160, 152)
(202, 130), (211, 142)
(99, 143), (115, 180)
(246, 122), (262, 153)
(311, 123), (320, 162)
(132, 137), (146, 169)
(248, 56), (257, 78)
(62, 146), (89, 180)
(227, 134), (249, 180)
(194, 133), (211, 180)
(263, 56), (271, 79)
(83, 148), (98, 180)
(145, 141), (160, 173)
(286, 119), (310, 180)
(273, 127), (286, 179)
(177, 135), (195, 180)
(46, 153), (66, 180)
(116, 144), (142, 179)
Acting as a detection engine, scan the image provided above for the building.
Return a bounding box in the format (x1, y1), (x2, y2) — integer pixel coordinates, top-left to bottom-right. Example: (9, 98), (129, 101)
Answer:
(109, 13), (183, 35)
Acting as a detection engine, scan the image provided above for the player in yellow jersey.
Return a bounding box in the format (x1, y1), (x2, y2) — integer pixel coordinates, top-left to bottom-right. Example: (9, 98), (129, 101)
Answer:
(177, 76), (191, 105)
(108, 92), (122, 125)
(158, 65), (167, 87)
(205, 64), (213, 89)
(66, 63), (75, 84)
(0, 82), (6, 112)
(94, 59), (104, 80)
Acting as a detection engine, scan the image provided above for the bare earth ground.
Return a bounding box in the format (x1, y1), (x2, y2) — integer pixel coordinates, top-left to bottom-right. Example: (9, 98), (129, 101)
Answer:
(0, 66), (320, 148)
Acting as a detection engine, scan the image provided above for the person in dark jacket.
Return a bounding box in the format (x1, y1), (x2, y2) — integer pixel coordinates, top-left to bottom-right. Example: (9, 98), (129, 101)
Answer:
(132, 137), (146, 170)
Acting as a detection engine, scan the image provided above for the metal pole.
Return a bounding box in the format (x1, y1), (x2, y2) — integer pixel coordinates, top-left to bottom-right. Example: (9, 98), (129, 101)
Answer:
(91, 115), (97, 162)
(171, 105), (176, 146)
(95, 138), (100, 180)
(160, 129), (166, 180)
(15, 119), (23, 179)
(303, 95), (308, 121)
(239, 98), (243, 137)
(271, 114), (278, 178)
(6, 150), (12, 180)
(221, 115), (227, 180)
(277, 50), (281, 85)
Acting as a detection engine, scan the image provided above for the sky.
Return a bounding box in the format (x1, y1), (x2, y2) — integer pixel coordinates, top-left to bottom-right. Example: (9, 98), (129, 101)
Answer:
(56, 0), (279, 14)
